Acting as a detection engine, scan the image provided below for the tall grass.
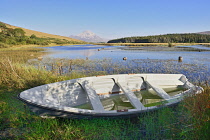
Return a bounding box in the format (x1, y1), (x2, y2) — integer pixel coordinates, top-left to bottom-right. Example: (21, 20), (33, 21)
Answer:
(0, 47), (209, 139)
(180, 87), (210, 139)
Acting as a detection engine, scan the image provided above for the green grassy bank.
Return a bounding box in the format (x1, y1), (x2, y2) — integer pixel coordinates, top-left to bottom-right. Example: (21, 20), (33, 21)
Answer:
(0, 47), (209, 139)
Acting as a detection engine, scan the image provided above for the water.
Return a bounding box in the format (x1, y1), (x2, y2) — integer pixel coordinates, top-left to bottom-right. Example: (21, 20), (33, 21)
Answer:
(44, 44), (210, 65)
(177, 45), (210, 50)
(38, 44), (210, 83)
(44, 44), (120, 59)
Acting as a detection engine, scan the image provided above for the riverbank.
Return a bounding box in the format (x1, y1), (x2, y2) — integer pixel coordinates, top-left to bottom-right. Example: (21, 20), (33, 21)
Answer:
(122, 46), (210, 52)
(95, 42), (210, 47)
(3, 43), (210, 51)
(10, 43), (87, 48)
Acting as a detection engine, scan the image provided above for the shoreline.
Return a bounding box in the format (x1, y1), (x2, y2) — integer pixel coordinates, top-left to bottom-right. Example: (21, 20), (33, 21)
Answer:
(1, 42), (210, 52)
(0, 43), (88, 50)
(1, 42), (210, 50)
(121, 46), (210, 52)
(94, 42), (210, 47)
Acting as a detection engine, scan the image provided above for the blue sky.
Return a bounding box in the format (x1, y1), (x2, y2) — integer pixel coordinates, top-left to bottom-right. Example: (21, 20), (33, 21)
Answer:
(1, 0), (210, 39)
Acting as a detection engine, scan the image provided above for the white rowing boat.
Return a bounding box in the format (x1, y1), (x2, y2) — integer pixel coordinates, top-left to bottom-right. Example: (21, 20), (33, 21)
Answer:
(18, 74), (203, 118)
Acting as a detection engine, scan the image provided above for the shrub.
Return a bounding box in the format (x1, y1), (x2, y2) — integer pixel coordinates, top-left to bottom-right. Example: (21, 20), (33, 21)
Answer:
(168, 42), (173, 47)
(0, 42), (10, 48)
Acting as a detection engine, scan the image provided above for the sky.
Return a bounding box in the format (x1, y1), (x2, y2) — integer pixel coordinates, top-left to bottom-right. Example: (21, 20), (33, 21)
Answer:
(1, 0), (210, 39)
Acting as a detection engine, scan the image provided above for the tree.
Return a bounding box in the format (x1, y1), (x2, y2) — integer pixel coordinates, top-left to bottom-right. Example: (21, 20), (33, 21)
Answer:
(13, 28), (25, 37)
(0, 22), (8, 34)
(30, 34), (37, 39)
(108, 34), (210, 43)
(0, 22), (7, 29)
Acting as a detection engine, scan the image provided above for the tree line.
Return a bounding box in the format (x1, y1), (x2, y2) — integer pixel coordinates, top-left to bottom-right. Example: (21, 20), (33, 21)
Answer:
(0, 22), (84, 48)
(108, 33), (210, 43)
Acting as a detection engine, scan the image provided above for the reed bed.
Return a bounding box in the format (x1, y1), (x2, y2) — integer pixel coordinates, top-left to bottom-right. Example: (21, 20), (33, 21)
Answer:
(27, 57), (209, 85)
(0, 47), (209, 139)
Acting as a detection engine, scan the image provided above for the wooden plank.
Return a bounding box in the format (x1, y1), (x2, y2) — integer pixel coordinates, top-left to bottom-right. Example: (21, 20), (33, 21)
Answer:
(145, 81), (171, 99)
(179, 75), (195, 88)
(80, 81), (105, 112)
(116, 81), (145, 110)
(184, 81), (194, 88)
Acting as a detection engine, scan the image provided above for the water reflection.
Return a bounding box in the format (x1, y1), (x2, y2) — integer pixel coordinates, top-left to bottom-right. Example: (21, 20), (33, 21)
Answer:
(79, 49), (96, 59)
(44, 44), (119, 59)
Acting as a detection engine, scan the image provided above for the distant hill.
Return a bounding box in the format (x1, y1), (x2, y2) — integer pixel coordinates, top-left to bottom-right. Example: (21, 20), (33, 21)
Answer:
(70, 30), (108, 43)
(108, 33), (210, 43)
(3, 22), (84, 43)
(0, 21), (86, 48)
(197, 31), (210, 35)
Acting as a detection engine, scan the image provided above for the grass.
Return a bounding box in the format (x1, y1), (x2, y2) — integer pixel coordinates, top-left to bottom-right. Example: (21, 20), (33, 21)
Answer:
(1, 88), (209, 139)
(0, 47), (209, 139)
(8, 43), (86, 48)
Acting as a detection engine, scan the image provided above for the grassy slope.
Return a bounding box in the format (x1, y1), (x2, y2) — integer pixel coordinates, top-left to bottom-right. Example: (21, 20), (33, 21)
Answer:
(4, 22), (84, 43)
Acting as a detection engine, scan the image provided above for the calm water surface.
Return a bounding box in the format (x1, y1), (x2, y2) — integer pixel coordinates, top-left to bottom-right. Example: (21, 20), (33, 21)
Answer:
(44, 44), (210, 65)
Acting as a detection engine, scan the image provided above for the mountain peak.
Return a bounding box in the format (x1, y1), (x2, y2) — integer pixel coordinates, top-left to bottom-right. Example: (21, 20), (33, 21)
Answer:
(70, 30), (108, 43)
(78, 30), (97, 38)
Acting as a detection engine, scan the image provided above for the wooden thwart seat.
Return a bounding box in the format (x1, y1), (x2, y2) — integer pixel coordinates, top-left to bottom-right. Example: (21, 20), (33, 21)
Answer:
(79, 81), (105, 112)
(116, 80), (145, 109)
(145, 80), (171, 99)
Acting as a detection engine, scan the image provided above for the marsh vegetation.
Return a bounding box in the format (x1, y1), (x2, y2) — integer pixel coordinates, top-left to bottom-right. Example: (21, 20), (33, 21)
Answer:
(0, 47), (209, 139)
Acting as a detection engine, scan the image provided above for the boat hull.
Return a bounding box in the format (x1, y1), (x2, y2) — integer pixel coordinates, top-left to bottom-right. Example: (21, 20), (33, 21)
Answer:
(18, 95), (181, 119)
(18, 74), (203, 118)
